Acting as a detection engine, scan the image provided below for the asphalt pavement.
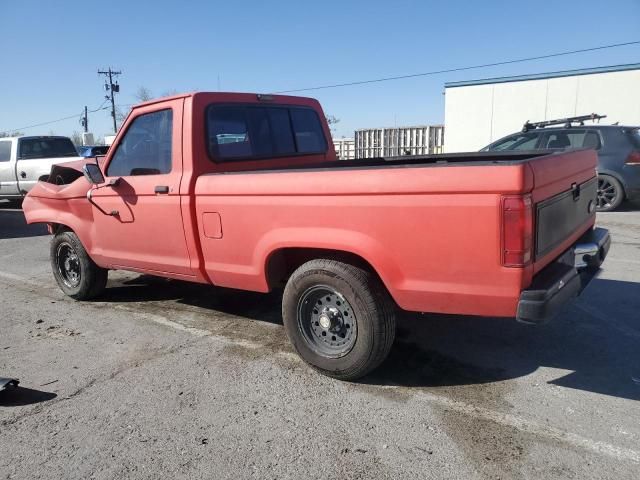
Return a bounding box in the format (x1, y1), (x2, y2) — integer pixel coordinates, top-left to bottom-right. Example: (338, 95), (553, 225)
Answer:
(1, 200), (639, 479)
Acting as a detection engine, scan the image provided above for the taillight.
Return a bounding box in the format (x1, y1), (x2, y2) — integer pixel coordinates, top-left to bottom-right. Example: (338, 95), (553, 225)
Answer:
(501, 195), (533, 267)
(625, 151), (640, 165)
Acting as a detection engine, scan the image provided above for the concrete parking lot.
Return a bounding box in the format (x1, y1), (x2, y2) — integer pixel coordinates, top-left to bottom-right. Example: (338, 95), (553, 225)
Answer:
(1, 201), (639, 479)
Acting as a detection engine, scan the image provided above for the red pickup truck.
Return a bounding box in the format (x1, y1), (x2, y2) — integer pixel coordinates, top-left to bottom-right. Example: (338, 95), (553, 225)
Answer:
(23, 92), (610, 380)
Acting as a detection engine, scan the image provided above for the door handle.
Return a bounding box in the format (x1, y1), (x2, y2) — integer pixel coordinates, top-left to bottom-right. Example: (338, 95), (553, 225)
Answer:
(20, 171), (26, 179)
(154, 185), (169, 194)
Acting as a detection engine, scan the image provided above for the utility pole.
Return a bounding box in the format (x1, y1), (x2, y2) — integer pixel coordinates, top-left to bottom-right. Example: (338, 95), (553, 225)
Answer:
(97, 67), (122, 133)
(81, 106), (88, 133)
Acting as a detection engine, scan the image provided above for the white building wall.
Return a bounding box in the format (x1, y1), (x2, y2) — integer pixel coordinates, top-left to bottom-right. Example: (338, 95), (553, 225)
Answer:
(354, 125), (445, 159)
(333, 138), (355, 160)
(444, 67), (640, 152)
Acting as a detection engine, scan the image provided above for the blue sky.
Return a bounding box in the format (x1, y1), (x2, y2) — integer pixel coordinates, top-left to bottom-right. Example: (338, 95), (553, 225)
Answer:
(1, 0), (639, 140)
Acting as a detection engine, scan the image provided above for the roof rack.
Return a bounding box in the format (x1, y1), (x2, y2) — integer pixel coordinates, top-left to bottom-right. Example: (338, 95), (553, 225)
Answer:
(522, 113), (606, 132)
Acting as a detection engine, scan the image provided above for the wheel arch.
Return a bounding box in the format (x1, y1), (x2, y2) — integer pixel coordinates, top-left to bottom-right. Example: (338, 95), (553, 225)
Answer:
(265, 246), (399, 308)
(50, 222), (73, 235)
(22, 195), (98, 258)
(598, 169), (627, 199)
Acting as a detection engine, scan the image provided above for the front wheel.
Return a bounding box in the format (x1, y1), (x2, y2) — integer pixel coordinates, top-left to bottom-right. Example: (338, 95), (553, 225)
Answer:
(282, 259), (396, 380)
(597, 174), (624, 212)
(50, 231), (108, 300)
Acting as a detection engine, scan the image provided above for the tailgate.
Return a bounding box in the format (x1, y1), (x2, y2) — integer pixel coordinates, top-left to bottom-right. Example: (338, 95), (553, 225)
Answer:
(527, 149), (598, 270)
(535, 176), (597, 258)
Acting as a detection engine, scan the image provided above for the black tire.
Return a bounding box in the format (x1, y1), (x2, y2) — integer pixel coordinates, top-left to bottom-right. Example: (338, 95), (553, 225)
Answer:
(597, 174), (624, 212)
(282, 259), (396, 380)
(50, 231), (108, 300)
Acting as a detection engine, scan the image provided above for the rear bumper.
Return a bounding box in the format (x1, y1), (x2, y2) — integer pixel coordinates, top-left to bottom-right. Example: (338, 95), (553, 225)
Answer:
(516, 227), (610, 324)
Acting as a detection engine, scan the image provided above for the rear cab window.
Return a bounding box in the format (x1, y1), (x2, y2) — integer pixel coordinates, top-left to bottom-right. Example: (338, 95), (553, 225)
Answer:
(206, 104), (327, 161)
(17, 137), (78, 160)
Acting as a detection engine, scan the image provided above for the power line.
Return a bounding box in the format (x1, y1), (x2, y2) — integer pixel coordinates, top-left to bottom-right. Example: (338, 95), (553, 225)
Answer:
(2, 103), (110, 133)
(90, 99), (110, 113)
(274, 40), (640, 93)
(4, 40), (639, 132)
(2, 113), (85, 132)
(80, 100), (109, 132)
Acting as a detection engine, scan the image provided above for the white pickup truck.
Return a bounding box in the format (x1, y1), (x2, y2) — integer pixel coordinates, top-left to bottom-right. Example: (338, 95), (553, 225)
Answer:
(0, 136), (82, 204)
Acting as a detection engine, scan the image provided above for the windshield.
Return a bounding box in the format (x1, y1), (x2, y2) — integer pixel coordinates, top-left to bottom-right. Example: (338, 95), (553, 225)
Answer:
(18, 137), (78, 160)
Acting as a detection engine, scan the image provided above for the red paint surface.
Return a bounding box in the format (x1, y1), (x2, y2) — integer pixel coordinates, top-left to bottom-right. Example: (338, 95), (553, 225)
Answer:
(23, 92), (598, 318)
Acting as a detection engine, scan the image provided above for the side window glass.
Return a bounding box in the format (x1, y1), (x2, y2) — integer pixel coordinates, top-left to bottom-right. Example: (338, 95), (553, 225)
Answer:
(582, 131), (601, 149)
(290, 108), (327, 153)
(0, 141), (11, 162)
(107, 109), (173, 177)
(543, 130), (592, 150)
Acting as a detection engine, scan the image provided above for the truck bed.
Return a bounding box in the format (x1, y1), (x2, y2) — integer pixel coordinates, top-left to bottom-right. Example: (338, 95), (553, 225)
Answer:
(194, 148), (597, 317)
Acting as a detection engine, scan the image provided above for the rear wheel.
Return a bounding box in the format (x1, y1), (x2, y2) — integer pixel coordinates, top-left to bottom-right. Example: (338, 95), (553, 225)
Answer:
(282, 259), (396, 380)
(597, 174), (624, 212)
(50, 231), (108, 300)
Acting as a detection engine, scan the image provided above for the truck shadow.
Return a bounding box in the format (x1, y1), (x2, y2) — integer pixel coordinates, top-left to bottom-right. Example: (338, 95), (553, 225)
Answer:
(99, 275), (640, 401)
(0, 387), (57, 407)
(102, 275), (283, 325)
(364, 277), (640, 401)
(0, 208), (48, 239)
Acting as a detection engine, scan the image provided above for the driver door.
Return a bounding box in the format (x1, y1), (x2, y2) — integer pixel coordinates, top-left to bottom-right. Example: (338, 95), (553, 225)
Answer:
(89, 99), (193, 277)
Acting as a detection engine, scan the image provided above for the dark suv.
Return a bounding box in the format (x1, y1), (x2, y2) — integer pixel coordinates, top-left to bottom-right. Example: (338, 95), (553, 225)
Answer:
(482, 120), (640, 211)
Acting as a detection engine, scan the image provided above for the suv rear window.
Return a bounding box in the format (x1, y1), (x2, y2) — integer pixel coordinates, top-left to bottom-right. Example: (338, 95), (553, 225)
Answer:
(206, 105), (327, 161)
(18, 137), (78, 160)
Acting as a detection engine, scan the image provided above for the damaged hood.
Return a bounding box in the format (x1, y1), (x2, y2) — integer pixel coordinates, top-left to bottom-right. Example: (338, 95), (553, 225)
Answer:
(50, 157), (93, 174)
(26, 157), (99, 200)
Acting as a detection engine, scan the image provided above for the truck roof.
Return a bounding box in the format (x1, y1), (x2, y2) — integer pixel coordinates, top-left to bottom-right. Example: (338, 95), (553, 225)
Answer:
(133, 91), (320, 109)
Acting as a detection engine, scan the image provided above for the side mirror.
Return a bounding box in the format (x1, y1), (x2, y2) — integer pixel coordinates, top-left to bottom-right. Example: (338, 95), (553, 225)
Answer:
(82, 163), (105, 185)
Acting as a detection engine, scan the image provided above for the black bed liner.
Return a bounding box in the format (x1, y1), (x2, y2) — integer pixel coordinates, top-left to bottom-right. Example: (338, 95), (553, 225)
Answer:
(216, 150), (558, 175)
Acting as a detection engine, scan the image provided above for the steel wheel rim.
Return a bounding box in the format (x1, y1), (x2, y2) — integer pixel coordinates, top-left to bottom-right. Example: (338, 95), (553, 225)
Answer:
(597, 177), (618, 209)
(56, 242), (81, 288)
(296, 285), (357, 358)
